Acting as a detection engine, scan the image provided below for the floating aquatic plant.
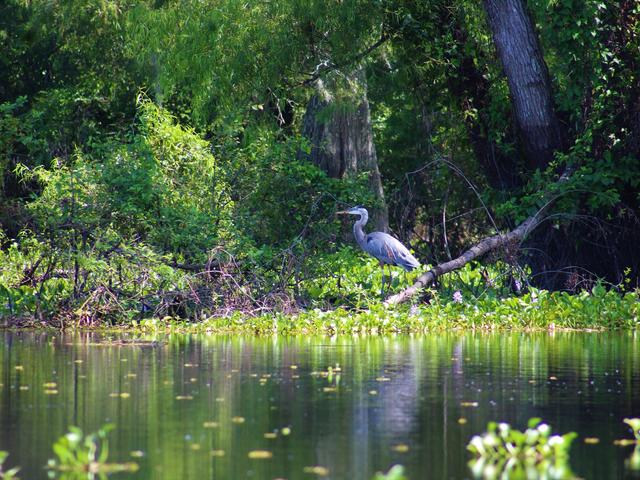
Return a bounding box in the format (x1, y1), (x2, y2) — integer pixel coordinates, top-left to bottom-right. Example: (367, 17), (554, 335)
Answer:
(247, 450), (273, 459)
(46, 424), (138, 478)
(312, 365), (342, 385)
(467, 418), (576, 460)
(467, 418), (576, 479)
(303, 465), (329, 476)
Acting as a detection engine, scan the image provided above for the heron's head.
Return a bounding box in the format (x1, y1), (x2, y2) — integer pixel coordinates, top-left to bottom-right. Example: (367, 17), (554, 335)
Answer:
(336, 206), (368, 217)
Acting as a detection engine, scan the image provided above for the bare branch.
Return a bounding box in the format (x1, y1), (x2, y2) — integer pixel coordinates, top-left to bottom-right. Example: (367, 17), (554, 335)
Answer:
(301, 33), (389, 86)
(385, 169), (573, 305)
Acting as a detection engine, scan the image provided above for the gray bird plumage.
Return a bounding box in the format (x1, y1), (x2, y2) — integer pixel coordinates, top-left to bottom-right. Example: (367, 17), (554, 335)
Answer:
(337, 206), (420, 295)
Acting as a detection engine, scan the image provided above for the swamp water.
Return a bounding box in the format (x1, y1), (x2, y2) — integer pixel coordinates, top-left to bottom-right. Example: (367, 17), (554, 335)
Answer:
(0, 331), (639, 479)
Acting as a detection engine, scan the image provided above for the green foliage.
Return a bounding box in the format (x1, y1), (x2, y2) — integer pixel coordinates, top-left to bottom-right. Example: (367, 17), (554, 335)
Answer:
(302, 254), (523, 309)
(372, 465), (407, 480)
(624, 419), (640, 442)
(628, 447), (640, 472)
(46, 424), (138, 478)
(1, 94), (374, 322)
(19, 97), (233, 261)
(0, 98), (28, 194)
(132, 286), (640, 335)
(0, 0), (143, 177)
(0, 97), (241, 320)
(227, 130), (372, 247)
(0, 452), (20, 480)
(467, 419), (576, 479)
(1, 0), (640, 322)
(301, 247), (421, 307)
(368, 0), (508, 255)
(617, 419), (640, 472)
(498, 0), (640, 221)
(127, 0), (385, 122)
(0, 233), (68, 319)
(124, 98), (234, 256)
(0, 229), (188, 322)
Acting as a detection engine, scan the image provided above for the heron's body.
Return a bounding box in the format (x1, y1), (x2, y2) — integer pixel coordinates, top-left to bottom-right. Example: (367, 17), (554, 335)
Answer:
(338, 207), (420, 294)
(360, 231), (420, 271)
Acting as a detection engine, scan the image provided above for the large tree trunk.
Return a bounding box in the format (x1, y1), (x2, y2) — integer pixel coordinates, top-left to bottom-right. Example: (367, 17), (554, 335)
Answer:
(449, 26), (522, 190)
(483, 0), (564, 170)
(391, 2), (570, 302)
(482, 0), (572, 290)
(300, 80), (389, 232)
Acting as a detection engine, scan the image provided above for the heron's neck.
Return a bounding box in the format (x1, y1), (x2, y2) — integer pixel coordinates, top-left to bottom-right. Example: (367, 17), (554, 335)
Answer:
(353, 214), (368, 248)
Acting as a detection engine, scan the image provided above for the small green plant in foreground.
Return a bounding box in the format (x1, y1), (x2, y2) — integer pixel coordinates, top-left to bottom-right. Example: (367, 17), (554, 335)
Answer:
(0, 452), (20, 479)
(467, 418), (576, 479)
(617, 418), (640, 471)
(372, 465), (407, 480)
(624, 418), (640, 441)
(46, 424), (138, 478)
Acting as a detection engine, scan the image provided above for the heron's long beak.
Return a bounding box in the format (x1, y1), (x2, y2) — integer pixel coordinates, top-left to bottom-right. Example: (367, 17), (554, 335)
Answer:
(336, 211), (349, 215)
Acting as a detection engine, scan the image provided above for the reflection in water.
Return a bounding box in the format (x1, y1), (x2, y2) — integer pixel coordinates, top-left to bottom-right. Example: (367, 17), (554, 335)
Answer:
(468, 456), (575, 480)
(627, 445), (640, 471)
(0, 332), (638, 479)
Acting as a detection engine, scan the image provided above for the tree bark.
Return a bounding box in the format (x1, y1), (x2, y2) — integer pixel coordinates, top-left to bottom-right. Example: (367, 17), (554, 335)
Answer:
(300, 80), (389, 232)
(448, 25), (522, 190)
(483, 0), (564, 170)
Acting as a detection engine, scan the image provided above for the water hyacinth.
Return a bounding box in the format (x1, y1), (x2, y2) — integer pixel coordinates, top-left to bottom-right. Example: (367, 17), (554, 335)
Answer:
(624, 418), (640, 441)
(453, 291), (463, 303)
(467, 418), (576, 479)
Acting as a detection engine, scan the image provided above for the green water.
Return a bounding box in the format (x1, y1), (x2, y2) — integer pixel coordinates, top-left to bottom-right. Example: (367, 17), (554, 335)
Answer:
(1, 331), (639, 479)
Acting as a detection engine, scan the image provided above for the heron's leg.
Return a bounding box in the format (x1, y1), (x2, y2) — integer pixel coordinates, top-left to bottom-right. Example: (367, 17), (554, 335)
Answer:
(380, 262), (386, 297)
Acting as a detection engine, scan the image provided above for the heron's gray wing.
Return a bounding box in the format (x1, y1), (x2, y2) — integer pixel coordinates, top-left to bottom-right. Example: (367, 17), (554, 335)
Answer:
(365, 232), (420, 271)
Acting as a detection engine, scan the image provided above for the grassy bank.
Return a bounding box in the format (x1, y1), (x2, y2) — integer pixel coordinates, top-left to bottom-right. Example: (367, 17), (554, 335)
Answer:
(133, 288), (640, 334)
(3, 235), (638, 334)
(7, 286), (637, 334)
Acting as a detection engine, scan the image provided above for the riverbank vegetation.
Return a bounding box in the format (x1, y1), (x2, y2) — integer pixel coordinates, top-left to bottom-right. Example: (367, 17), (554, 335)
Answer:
(1, 1), (639, 327)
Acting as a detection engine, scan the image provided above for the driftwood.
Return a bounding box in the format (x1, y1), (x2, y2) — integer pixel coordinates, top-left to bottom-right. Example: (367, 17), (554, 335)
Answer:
(385, 213), (543, 305)
(385, 169), (573, 305)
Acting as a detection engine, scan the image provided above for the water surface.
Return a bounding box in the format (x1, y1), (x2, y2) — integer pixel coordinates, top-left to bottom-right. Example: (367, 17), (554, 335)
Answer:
(1, 331), (639, 479)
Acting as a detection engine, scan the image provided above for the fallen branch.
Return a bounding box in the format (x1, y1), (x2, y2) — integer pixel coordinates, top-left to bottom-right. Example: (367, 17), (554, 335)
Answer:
(385, 170), (572, 305)
(385, 215), (541, 305)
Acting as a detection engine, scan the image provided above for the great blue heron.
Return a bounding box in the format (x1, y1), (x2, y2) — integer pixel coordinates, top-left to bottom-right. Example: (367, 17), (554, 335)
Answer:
(337, 206), (420, 295)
